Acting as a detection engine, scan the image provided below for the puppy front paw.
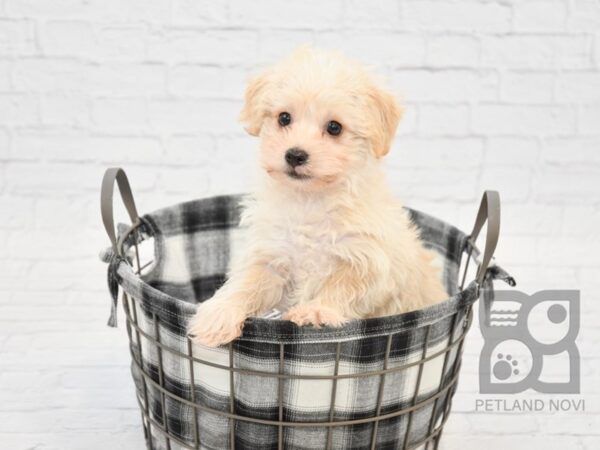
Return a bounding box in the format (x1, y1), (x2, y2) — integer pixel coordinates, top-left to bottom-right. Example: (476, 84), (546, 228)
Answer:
(188, 300), (247, 347)
(283, 303), (347, 328)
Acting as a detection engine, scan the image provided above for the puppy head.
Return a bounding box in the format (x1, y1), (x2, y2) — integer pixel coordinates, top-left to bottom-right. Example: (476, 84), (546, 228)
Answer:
(240, 47), (402, 191)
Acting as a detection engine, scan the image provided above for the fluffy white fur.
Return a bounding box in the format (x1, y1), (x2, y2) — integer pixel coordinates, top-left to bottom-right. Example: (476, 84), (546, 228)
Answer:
(188, 48), (447, 347)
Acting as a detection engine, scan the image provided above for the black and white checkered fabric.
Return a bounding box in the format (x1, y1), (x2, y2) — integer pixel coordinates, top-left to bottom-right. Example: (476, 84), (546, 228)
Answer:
(102, 195), (512, 450)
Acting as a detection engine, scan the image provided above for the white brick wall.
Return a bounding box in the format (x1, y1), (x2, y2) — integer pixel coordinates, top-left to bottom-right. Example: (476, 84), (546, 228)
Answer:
(0, 1), (599, 448)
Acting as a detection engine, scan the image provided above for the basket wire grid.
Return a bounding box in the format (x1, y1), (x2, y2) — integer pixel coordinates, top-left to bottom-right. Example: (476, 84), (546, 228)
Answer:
(118, 221), (475, 450)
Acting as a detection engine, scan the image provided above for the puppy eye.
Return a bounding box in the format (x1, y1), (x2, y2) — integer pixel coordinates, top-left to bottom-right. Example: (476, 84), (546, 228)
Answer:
(326, 120), (342, 136)
(278, 112), (292, 127)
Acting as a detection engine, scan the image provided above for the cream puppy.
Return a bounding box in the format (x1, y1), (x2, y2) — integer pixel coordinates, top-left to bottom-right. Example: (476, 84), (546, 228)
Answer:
(188, 48), (447, 347)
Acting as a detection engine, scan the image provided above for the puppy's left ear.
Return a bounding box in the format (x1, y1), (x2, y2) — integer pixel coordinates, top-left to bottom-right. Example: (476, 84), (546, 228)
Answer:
(367, 86), (402, 158)
(239, 70), (271, 136)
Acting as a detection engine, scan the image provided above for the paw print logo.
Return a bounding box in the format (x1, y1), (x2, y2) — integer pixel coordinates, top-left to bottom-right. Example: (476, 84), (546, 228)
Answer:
(483, 339), (531, 387)
(493, 353), (519, 380)
(479, 290), (580, 394)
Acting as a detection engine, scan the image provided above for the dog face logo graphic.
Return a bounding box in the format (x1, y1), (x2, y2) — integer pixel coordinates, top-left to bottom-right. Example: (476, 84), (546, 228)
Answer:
(479, 290), (580, 394)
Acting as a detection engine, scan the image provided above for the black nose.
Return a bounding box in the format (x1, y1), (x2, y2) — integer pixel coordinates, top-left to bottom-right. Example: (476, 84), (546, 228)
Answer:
(285, 148), (309, 167)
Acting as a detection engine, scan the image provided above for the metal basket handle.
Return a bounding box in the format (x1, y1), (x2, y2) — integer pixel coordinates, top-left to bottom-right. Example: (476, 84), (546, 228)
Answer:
(101, 167), (140, 256)
(461, 191), (501, 289)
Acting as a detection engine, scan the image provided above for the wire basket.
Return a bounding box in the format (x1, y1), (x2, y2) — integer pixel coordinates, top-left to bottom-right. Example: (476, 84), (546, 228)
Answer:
(100, 168), (514, 450)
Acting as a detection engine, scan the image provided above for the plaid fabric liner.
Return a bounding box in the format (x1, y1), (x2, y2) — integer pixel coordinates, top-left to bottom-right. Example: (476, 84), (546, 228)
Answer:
(102, 194), (511, 450)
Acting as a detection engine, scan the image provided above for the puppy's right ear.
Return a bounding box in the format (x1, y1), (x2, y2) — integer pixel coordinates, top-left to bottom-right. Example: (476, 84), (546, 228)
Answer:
(239, 71), (270, 136)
